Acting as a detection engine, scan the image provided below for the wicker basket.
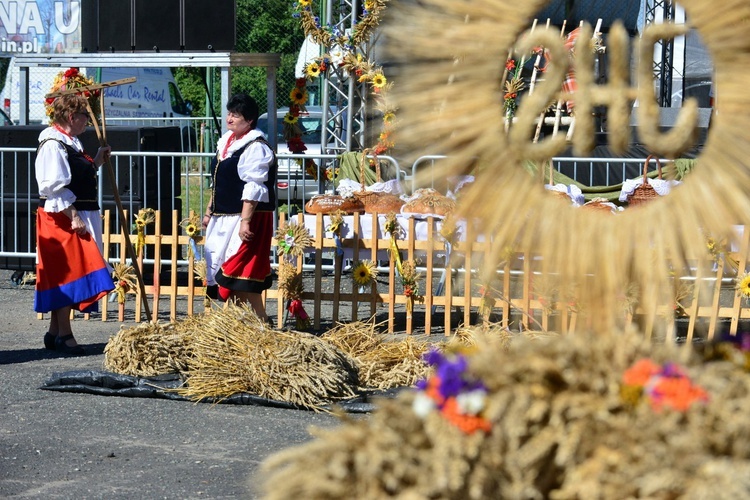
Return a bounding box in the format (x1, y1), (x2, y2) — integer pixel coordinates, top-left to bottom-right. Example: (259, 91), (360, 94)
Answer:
(627, 155), (662, 208)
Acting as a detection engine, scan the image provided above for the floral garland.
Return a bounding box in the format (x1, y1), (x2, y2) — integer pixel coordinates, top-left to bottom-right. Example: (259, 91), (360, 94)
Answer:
(291, 0), (396, 156)
(293, 0), (388, 48)
(45, 67), (100, 124)
(412, 349), (492, 435)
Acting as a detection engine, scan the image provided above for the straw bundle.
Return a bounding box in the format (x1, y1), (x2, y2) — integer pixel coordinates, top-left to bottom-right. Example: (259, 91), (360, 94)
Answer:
(175, 303), (359, 409)
(103, 321), (193, 377)
(260, 330), (750, 499)
(321, 321), (436, 390)
(382, 0), (750, 335)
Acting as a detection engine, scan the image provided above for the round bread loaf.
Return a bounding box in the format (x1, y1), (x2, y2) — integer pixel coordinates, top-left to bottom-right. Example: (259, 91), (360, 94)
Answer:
(305, 195), (365, 214)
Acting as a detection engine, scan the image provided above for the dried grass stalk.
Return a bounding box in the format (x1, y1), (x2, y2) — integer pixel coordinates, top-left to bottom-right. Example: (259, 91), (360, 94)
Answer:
(260, 330), (750, 499)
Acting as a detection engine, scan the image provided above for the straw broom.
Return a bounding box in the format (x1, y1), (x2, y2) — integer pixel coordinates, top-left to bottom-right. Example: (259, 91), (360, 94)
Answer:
(382, 0), (750, 336)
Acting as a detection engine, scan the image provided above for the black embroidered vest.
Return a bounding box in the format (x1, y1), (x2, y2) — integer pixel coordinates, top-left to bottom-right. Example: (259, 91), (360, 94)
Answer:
(38, 139), (99, 211)
(209, 136), (277, 214)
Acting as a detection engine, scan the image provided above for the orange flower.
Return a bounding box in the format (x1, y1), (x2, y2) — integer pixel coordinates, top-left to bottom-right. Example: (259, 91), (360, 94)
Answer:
(441, 397), (492, 434)
(622, 358), (660, 387)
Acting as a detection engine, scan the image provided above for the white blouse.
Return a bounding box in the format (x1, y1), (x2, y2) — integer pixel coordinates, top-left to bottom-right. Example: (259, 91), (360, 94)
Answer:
(35, 126), (85, 213)
(215, 129), (274, 203)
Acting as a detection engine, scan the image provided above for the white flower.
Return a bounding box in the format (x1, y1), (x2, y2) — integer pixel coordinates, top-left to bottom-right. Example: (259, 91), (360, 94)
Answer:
(284, 234), (295, 248)
(455, 389), (486, 416)
(412, 392), (436, 418)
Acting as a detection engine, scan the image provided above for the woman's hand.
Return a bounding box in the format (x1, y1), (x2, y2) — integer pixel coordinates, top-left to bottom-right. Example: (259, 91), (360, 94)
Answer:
(93, 146), (112, 167)
(70, 214), (88, 235)
(239, 220), (254, 242)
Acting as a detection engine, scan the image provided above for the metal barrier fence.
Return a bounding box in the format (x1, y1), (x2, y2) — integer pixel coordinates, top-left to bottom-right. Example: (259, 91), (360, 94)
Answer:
(410, 155), (660, 190)
(1, 147), (652, 272)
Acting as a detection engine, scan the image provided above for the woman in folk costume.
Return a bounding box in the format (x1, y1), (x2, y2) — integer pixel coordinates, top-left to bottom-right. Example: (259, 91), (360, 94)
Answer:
(202, 93), (277, 322)
(35, 93), (113, 355)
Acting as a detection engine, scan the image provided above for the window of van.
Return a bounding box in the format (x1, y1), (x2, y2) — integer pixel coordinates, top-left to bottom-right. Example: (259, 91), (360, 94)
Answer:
(169, 82), (189, 116)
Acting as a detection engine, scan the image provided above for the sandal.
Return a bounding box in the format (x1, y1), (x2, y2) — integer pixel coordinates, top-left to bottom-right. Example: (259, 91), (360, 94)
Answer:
(44, 332), (56, 351)
(54, 334), (86, 356)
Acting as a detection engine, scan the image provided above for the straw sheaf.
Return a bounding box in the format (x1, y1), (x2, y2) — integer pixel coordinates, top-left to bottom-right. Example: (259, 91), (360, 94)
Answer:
(174, 303), (359, 409)
(383, 0), (750, 335)
(321, 321), (436, 390)
(261, 330), (750, 499)
(103, 321), (193, 377)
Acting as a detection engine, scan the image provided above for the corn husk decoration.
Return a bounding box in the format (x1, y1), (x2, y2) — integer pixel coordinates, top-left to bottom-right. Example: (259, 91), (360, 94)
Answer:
(400, 259), (420, 316)
(278, 258), (310, 330)
(477, 282), (497, 321)
(384, 212), (404, 275)
(193, 259), (209, 307)
(132, 208), (155, 258)
(111, 262), (137, 304)
(327, 210), (346, 256)
(275, 222), (314, 329)
(179, 213), (203, 259)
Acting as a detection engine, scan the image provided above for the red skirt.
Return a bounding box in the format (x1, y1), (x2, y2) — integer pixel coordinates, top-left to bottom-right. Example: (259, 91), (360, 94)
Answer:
(34, 208), (114, 313)
(216, 211), (274, 300)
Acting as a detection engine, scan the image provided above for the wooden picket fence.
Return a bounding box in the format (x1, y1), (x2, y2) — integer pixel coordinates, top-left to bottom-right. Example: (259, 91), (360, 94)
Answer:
(58, 209), (750, 339)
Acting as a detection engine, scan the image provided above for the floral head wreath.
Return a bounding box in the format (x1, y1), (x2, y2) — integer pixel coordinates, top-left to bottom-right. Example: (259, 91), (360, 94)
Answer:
(45, 67), (101, 124)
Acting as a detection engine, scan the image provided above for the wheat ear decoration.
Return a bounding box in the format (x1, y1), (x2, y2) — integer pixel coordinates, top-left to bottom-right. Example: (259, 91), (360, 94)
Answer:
(384, 0), (750, 334)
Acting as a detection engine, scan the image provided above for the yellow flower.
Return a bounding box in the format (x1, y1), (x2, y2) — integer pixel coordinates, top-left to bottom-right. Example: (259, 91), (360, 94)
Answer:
(352, 260), (377, 286)
(289, 87), (308, 105)
(305, 62), (321, 79)
(365, 0), (375, 10)
(737, 273), (750, 299)
(283, 113), (299, 125)
(383, 111), (395, 124)
(185, 223), (198, 237)
(298, 0), (312, 6)
(371, 73), (387, 88)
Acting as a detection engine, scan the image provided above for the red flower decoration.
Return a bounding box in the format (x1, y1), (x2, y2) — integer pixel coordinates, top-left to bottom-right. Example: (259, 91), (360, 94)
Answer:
(287, 136), (307, 153)
(64, 67), (79, 78)
(505, 59), (516, 71)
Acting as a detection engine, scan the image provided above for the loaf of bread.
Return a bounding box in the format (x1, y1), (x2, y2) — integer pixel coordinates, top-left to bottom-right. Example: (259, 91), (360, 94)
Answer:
(305, 194), (365, 214)
(401, 188), (456, 217)
(363, 193), (405, 214)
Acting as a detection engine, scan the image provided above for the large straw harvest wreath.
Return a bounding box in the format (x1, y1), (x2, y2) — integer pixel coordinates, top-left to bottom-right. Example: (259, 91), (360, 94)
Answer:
(378, 0), (749, 334)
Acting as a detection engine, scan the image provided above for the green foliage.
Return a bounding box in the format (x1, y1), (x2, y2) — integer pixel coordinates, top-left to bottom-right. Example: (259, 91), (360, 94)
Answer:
(172, 0), (304, 118)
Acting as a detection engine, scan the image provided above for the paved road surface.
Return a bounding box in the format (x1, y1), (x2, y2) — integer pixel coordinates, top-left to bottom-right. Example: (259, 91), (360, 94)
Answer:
(0, 272), (344, 499)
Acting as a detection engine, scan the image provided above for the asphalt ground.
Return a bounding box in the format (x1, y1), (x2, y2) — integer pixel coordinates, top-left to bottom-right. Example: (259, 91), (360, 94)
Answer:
(0, 271), (349, 499)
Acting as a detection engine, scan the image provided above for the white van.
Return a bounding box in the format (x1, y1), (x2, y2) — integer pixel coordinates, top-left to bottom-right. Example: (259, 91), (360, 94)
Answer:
(0, 58), (191, 125)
